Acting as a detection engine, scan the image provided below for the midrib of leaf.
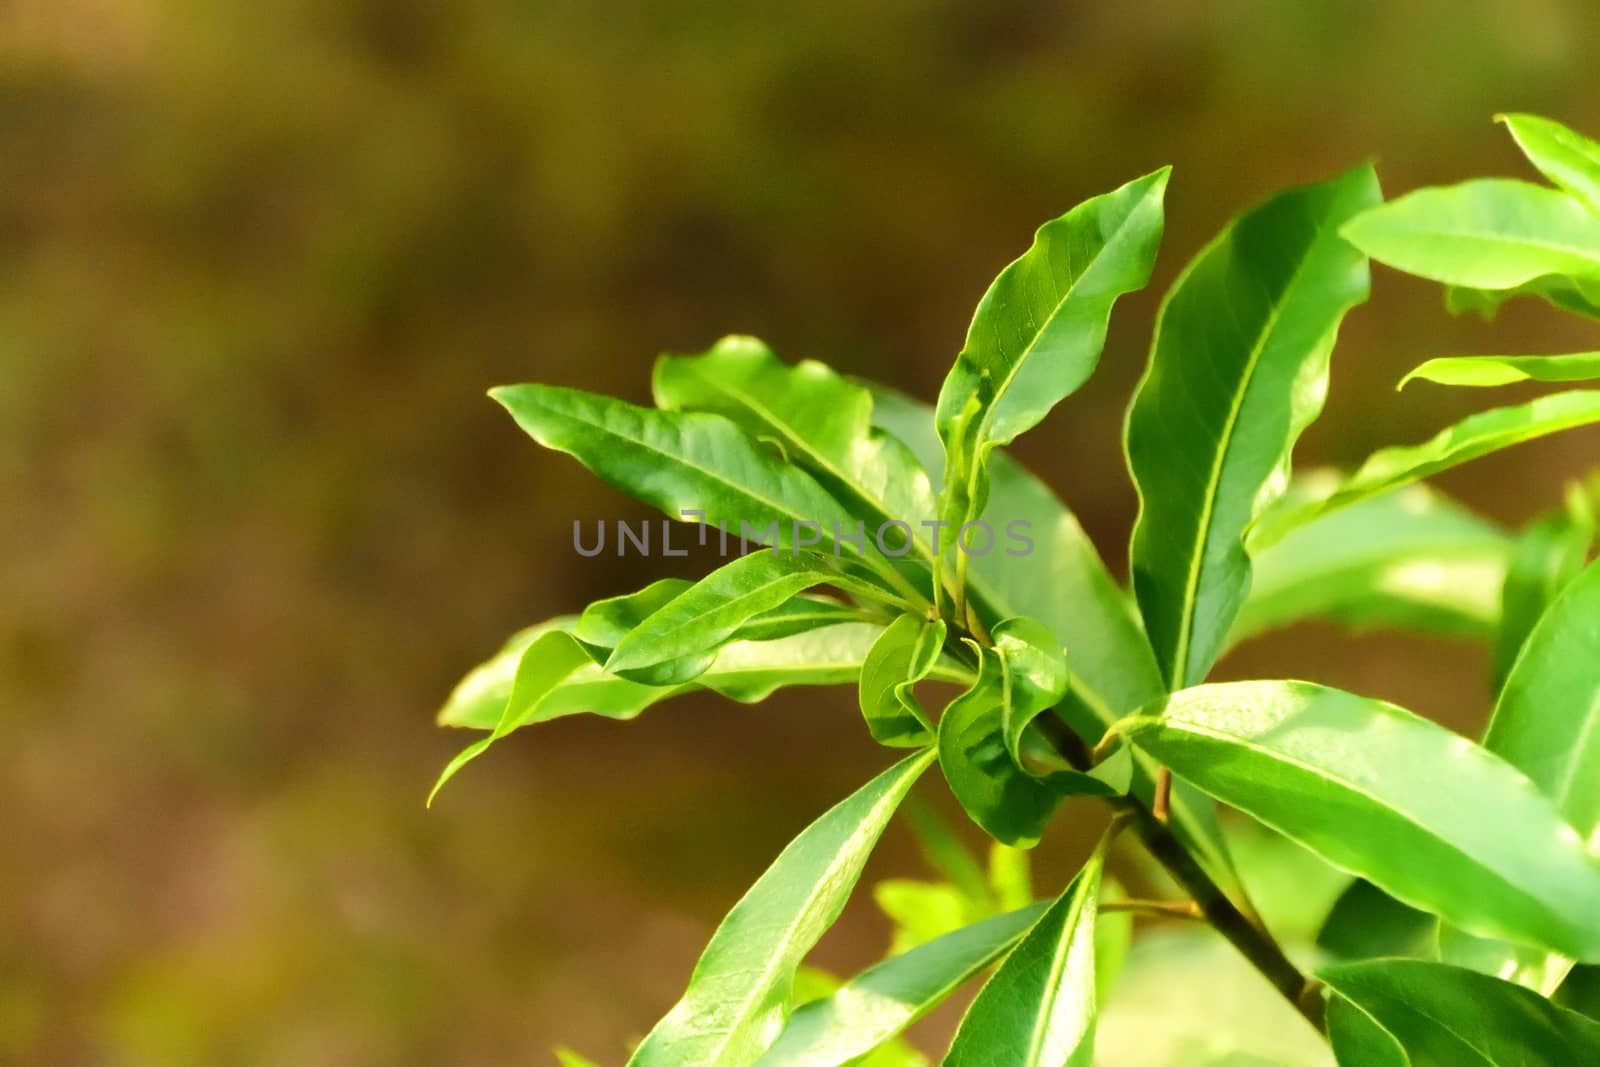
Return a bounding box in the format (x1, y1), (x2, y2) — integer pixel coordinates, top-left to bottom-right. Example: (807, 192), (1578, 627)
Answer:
(1547, 688), (1600, 823)
(612, 564), (827, 662)
(956, 203), (1144, 513)
(688, 374), (937, 565)
(1141, 716), (1572, 933)
(1168, 231), (1317, 687)
(1023, 878), (1094, 1066)
(521, 395), (850, 551)
(685, 749), (933, 1065)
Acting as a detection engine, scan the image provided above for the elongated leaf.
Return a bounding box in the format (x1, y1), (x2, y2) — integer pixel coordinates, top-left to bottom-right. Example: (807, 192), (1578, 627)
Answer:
(935, 169), (1168, 546)
(1342, 178), (1600, 289)
(1487, 558), (1600, 840)
(428, 629), (592, 804)
(1320, 959), (1600, 1065)
(870, 386), (1246, 905)
(1501, 112), (1600, 213)
(1127, 164), (1380, 689)
(606, 551), (877, 684)
(576, 580), (856, 655)
(944, 850), (1104, 1066)
(629, 749), (936, 1066)
(655, 337), (938, 563)
(555, 1049), (605, 1067)
(1232, 475), (1508, 644)
(490, 384), (885, 565)
(758, 903), (1047, 1067)
(1254, 390), (1600, 547)
(440, 622), (968, 731)
(1122, 680), (1600, 959)
(1493, 488), (1596, 687)
(1401, 352), (1600, 389)
(859, 614), (945, 747)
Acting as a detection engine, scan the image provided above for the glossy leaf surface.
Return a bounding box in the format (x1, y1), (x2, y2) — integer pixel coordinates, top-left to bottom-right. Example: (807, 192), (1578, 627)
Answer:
(1123, 680), (1600, 959)
(1400, 352), (1600, 389)
(1232, 475), (1508, 644)
(1254, 391), (1600, 546)
(629, 750), (936, 1066)
(1320, 959), (1600, 1065)
(1128, 164), (1380, 688)
(859, 613), (945, 746)
(944, 850), (1104, 1066)
(935, 170), (1168, 537)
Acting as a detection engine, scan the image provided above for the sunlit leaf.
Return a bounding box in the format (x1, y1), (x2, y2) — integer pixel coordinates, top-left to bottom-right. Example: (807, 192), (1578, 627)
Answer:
(628, 750), (936, 1066)
(1122, 680), (1600, 960)
(1501, 112), (1600, 213)
(859, 613), (946, 746)
(1127, 164), (1380, 688)
(1400, 352), (1600, 389)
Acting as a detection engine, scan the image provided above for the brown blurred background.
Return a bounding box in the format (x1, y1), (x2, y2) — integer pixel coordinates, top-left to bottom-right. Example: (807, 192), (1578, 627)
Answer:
(5, 1), (1600, 1062)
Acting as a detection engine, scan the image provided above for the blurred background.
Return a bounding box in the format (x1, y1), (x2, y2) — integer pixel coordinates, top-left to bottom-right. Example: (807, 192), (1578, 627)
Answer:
(6, 0), (1600, 1061)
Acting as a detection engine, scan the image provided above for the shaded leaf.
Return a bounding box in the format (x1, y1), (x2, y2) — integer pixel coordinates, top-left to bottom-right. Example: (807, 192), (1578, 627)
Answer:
(1122, 680), (1600, 960)
(1320, 959), (1600, 1065)
(1492, 488), (1596, 688)
(1342, 178), (1600, 290)
(1445, 277), (1600, 320)
(1316, 879), (1435, 962)
(1127, 164), (1380, 688)
(1325, 997), (1406, 1067)
(1232, 475), (1508, 644)
(628, 750), (936, 1066)
(1400, 352), (1600, 389)
(759, 904), (1047, 1067)
(944, 849), (1105, 1066)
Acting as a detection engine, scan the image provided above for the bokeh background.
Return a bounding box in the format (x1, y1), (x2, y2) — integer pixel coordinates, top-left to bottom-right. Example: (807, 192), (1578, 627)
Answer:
(6, 1), (1600, 1061)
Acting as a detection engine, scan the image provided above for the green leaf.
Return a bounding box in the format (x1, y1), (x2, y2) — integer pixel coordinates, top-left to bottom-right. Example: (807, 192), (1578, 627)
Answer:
(1253, 391), (1600, 547)
(1445, 276), (1600, 320)
(935, 169), (1169, 545)
(1324, 997), (1406, 1067)
(870, 386), (1246, 906)
(1492, 488), (1596, 688)
(655, 337), (939, 562)
(944, 849), (1105, 1066)
(1127, 164), (1380, 689)
(606, 551), (879, 684)
(1121, 680), (1600, 960)
(859, 613), (945, 747)
(490, 384), (898, 573)
(1232, 475), (1508, 644)
(1316, 879), (1436, 962)
(758, 904), (1047, 1067)
(1319, 959), (1600, 1065)
(1400, 352), (1600, 389)
(428, 629), (592, 804)
(1485, 557), (1600, 834)
(937, 622), (1114, 848)
(576, 580), (857, 657)
(440, 622), (967, 732)
(902, 800), (993, 906)
(875, 880), (980, 955)
(1500, 112), (1600, 213)
(628, 749), (936, 1067)
(1342, 178), (1600, 289)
